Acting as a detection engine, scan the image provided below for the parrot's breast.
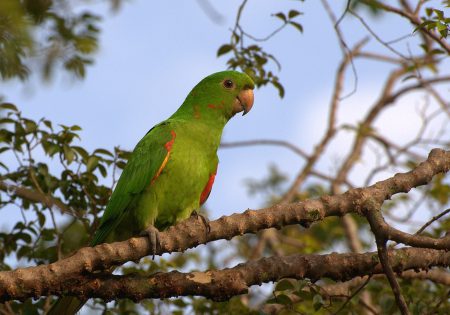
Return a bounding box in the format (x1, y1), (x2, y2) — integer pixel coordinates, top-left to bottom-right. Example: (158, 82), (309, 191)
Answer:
(138, 122), (220, 230)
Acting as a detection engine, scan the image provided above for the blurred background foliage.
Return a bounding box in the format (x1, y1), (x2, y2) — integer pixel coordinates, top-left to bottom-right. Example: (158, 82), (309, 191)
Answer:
(1, 0), (450, 314)
(0, 0), (124, 81)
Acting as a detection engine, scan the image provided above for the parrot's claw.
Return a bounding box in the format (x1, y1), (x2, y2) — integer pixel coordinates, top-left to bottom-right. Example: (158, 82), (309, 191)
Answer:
(140, 225), (161, 260)
(191, 211), (211, 235)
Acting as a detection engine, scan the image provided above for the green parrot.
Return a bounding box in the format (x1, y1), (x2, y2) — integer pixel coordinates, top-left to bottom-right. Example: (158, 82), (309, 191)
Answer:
(47, 70), (255, 315)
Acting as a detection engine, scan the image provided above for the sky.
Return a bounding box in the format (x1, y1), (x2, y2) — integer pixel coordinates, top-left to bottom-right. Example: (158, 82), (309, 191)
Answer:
(1, 0), (449, 257)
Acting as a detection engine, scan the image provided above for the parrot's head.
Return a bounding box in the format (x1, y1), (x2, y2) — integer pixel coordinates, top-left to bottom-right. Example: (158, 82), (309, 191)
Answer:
(182, 70), (255, 122)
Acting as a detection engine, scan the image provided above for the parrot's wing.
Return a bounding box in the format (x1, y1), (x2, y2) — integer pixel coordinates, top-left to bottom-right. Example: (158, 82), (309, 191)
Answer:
(91, 121), (176, 246)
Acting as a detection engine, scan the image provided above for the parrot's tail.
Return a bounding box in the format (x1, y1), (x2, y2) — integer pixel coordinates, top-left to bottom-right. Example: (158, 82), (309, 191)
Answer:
(46, 296), (85, 315)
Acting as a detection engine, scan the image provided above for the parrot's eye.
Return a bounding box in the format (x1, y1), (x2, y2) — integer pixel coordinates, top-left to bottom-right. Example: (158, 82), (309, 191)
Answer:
(223, 79), (235, 89)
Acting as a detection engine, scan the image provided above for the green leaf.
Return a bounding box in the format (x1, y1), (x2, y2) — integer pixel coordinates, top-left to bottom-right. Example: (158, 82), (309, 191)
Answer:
(288, 10), (302, 19)
(430, 48), (445, 55)
(0, 161), (9, 171)
(86, 155), (99, 172)
(0, 103), (18, 111)
(413, 20), (435, 33)
(24, 120), (37, 133)
(74, 36), (98, 54)
(275, 293), (292, 305)
(289, 21), (304, 33)
(72, 146), (89, 160)
(93, 148), (114, 157)
(217, 44), (233, 57)
(43, 120), (53, 129)
(63, 145), (75, 164)
(402, 74), (418, 82)
(274, 12), (287, 22)
(70, 125), (82, 131)
(37, 211), (46, 227)
(275, 279), (296, 291)
(98, 163), (107, 177)
(16, 246), (31, 259)
(16, 232), (32, 243)
(41, 229), (55, 241)
(312, 294), (324, 311)
(272, 80), (285, 98)
(0, 118), (15, 124)
(437, 22), (448, 31)
(434, 9), (444, 20)
(45, 143), (60, 156)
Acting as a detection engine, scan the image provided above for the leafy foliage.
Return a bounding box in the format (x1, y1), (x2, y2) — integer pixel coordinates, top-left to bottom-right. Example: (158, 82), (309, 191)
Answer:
(217, 7), (304, 98)
(0, 0), (123, 81)
(415, 7), (450, 38)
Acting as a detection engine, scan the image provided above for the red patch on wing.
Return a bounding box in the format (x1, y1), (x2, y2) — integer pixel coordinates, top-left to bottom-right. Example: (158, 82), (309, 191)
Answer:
(199, 167), (217, 205)
(164, 130), (176, 151)
(150, 130), (176, 186)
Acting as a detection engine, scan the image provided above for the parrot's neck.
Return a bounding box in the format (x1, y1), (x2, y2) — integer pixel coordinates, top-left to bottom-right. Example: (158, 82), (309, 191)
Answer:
(171, 94), (234, 127)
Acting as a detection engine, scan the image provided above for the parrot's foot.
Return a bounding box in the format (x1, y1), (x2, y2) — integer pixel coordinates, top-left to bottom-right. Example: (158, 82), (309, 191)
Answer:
(191, 211), (211, 235)
(140, 225), (161, 259)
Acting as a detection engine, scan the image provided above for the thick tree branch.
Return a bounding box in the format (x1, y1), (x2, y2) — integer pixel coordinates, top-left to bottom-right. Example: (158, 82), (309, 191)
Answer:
(0, 148), (448, 302)
(2, 248), (450, 302)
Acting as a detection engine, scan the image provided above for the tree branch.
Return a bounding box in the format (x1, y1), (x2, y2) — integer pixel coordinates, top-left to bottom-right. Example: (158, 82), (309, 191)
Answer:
(0, 149), (448, 302)
(361, 0), (450, 54)
(2, 247), (450, 302)
(367, 210), (410, 315)
(0, 180), (73, 215)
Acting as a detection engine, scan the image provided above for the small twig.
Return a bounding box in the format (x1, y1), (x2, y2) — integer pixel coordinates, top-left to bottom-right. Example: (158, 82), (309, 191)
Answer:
(195, 0), (225, 24)
(335, 0), (351, 27)
(220, 139), (308, 159)
(333, 275), (373, 315)
(321, 0), (360, 99)
(237, 23), (288, 42)
(415, 208), (450, 235)
(349, 9), (410, 60)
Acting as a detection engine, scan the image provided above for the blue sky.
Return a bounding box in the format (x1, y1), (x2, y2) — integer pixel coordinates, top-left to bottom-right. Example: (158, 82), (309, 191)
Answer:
(2, 1), (448, 228)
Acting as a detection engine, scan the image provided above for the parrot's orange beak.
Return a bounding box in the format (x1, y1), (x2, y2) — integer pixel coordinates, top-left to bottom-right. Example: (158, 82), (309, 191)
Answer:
(233, 89), (254, 116)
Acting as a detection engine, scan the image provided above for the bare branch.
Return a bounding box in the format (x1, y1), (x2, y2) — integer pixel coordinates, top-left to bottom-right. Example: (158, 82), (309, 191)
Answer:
(416, 208), (450, 235)
(0, 180), (73, 215)
(221, 139), (308, 159)
(2, 247), (450, 302)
